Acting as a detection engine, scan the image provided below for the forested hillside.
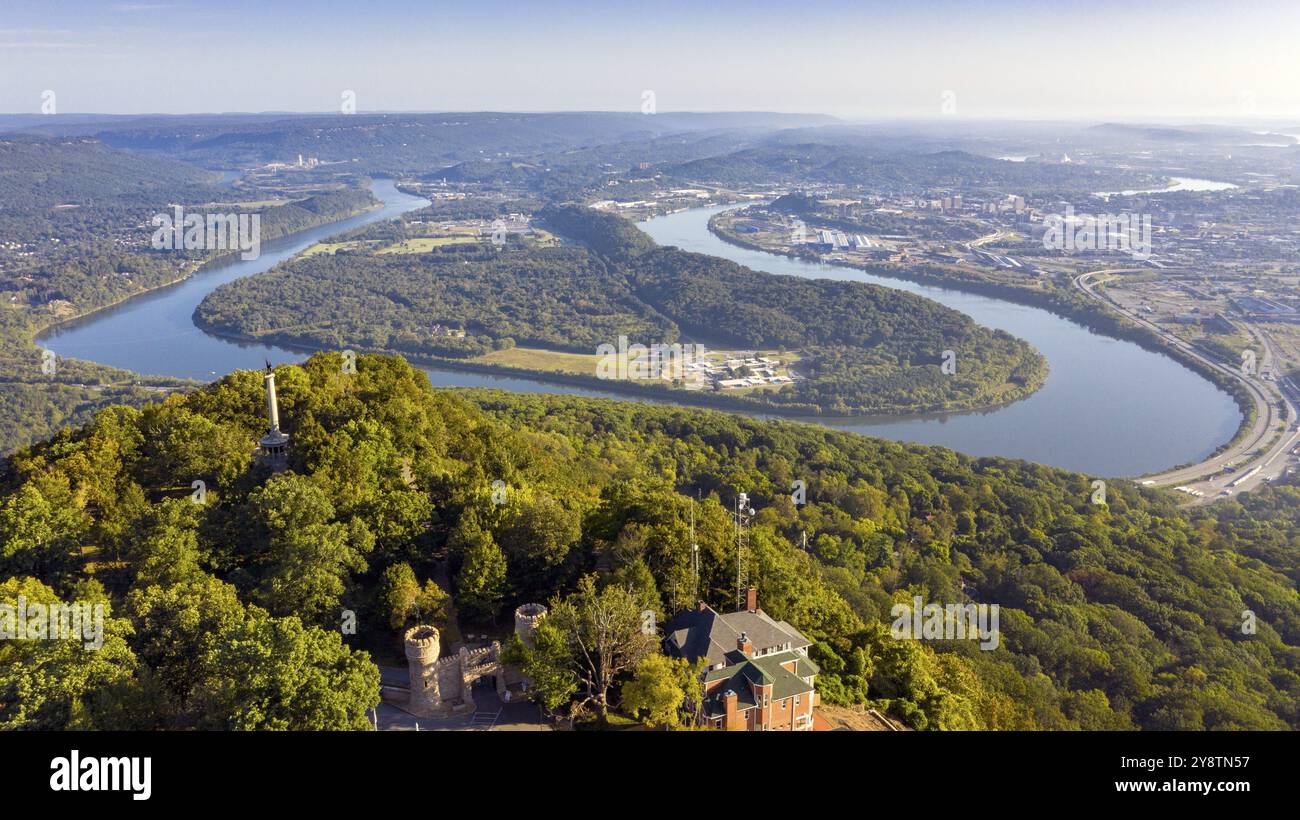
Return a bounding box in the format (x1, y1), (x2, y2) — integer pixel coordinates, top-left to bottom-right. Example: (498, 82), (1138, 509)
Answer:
(20, 112), (833, 176)
(0, 135), (211, 212)
(0, 136), (380, 455)
(196, 205), (1046, 415)
(195, 244), (677, 357)
(537, 203), (658, 260)
(663, 145), (1160, 195)
(0, 310), (187, 452)
(2, 353), (1296, 730)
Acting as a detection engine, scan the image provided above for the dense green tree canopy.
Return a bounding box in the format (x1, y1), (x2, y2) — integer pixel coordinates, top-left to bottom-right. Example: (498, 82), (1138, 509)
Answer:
(0, 352), (1296, 730)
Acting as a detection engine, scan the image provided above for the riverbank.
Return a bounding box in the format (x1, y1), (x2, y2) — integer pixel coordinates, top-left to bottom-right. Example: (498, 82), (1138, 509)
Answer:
(192, 317), (1050, 421)
(0, 196), (389, 454)
(1075, 269), (1291, 494)
(34, 200), (383, 346)
(708, 213), (1256, 461)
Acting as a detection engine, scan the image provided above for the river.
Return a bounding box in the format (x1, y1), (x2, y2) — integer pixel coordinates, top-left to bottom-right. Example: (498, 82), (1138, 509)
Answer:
(644, 206), (1239, 477)
(1095, 176), (1239, 198)
(40, 181), (1240, 478)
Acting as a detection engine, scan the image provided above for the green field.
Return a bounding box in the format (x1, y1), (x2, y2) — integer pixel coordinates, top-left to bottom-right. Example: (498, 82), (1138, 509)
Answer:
(376, 236), (481, 254)
(300, 240), (379, 257)
(470, 346), (603, 375)
(470, 346), (801, 394)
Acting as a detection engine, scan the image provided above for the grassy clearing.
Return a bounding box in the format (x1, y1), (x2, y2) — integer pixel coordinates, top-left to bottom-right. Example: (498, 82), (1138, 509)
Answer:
(470, 346), (602, 375)
(469, 345), (802, 395)
(376, 236), (481, 254)
(196, 198), (295, 209)
(527, 228), (559, 247)
(300, 240), (378, 257)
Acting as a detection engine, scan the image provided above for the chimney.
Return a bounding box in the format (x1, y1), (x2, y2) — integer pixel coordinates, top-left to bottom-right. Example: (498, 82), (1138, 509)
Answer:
(738, 631), (753, 657)
(745, 586), (758, 613)
(723, 689), (738, 717)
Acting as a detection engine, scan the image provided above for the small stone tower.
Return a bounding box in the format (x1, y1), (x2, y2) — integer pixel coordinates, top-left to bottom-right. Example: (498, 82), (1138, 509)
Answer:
(258, 362), (290, 472)
(404, 625), (442, 716)
(508, 603), (547, 690)
(514, 603), (547, 647)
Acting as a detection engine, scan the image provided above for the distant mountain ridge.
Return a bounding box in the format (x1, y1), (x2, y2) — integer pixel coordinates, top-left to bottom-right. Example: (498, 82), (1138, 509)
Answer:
(13, 111), (838, 174)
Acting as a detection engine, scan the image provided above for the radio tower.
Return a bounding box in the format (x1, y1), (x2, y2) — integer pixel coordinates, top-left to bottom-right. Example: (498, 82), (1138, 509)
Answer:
(734, 492), (755, 612)
(690, 495), (700, 602)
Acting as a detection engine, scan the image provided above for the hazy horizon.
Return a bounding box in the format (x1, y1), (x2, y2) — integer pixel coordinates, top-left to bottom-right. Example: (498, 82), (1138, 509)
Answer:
(4, 0), (1300, 120)
(6, 111), (1300, 128)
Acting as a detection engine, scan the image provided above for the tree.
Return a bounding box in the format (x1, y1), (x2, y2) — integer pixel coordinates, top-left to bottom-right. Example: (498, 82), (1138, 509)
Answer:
(246, 473), (374, 624)
(607, 556), (662, 623)
(127, 498), (206, 588)
(548, 574), (658, 725)
(378, 562), (449, 630)
(502, 618), (579, 719)
(0, 483), (83, 582)
(621, 654), (703, 729)
(454, 518), (507, 620)
(378, 562), (420, 630)
(192, 607), (380, 730)
(415, 580), (450, 629)
(498, 489), (582, 569)
(0, 577), (138, 730)
(307, 417), (434, 562)
(136, 402), (253, 492)
(124, 576), (246, 712)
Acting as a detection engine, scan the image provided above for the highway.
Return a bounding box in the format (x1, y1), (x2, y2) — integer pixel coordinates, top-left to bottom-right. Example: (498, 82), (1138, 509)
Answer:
(1074, 269), (1298, 504)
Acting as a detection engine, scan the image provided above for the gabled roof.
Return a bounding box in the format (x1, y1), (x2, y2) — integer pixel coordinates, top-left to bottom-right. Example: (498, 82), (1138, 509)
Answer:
(700, 650), (817, 717)
(756, 653), (816, 701)
(664, 604), (813, 666)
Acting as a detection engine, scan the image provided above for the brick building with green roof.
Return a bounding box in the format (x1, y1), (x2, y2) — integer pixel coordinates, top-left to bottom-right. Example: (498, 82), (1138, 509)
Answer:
(664, 587), (819, 731)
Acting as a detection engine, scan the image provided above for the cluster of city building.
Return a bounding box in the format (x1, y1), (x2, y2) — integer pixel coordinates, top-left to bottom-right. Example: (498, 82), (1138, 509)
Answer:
(683, 352), (795, 391)
(263, 154), (323, 171)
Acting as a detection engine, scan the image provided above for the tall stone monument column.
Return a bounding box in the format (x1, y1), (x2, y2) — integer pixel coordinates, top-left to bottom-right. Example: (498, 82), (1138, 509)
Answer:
(258, 363), (291, 472)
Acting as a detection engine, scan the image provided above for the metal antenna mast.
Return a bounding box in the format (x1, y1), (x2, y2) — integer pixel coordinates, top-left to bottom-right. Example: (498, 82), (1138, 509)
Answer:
(690, 495), (700, 601)
(734, 492), (754, 611)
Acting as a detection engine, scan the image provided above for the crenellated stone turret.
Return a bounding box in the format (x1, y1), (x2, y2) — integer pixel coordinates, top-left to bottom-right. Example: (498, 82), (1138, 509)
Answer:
(403, 625), (442, 716)
(508, 603), (548, 690)
(514, 603), (547, 648)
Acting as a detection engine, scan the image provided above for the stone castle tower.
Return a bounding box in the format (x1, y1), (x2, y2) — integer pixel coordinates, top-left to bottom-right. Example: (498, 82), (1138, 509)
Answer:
(398, 605), (548, 715)
(514, 603), (547, 647)
(508, 603), (548, 689)
(403, 625), (442, 716)
(258, 362), (290, 472)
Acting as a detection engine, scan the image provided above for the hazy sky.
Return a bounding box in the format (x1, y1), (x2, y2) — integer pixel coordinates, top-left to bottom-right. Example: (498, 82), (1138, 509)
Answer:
(3, 0), (1299, 120)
